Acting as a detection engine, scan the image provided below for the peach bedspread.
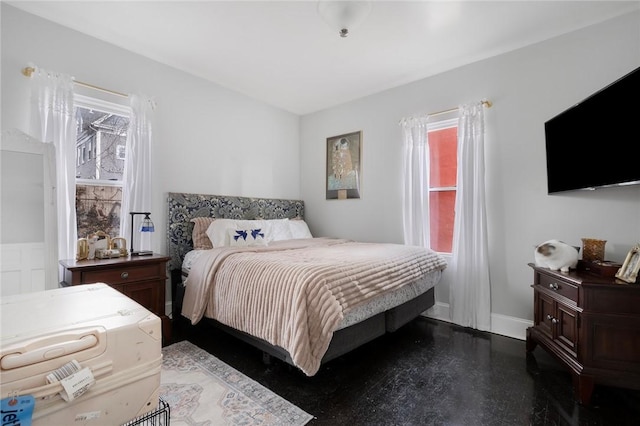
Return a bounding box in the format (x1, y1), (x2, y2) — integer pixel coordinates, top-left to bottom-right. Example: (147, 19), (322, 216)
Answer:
(181, 238), (447, 376)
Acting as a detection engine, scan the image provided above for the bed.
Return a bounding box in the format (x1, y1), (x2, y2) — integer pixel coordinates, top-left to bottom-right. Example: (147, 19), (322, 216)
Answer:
(167, 192), (447, 376)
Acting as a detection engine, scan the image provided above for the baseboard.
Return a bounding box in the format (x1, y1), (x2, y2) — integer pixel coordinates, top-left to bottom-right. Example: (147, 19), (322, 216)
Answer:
(490, 313), (533, 341)
(422, 302), (532, 341)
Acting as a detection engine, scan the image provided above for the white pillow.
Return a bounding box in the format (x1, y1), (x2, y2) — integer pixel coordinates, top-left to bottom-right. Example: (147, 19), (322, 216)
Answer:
(206, 218), (294, 246)
(228, 227), (268, 247)
(206, 219), (238, 247)
(265, 218), (293, 241)
(206, 219), (271, 247)
(290, 219), (313, 239)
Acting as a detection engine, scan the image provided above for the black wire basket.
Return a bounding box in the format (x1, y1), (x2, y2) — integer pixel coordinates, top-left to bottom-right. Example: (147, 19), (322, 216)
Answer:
(122, 397), (170, 426)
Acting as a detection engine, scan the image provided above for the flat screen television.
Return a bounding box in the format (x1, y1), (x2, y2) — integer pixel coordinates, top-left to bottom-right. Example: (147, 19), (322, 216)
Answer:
(544, 66), (640, 194)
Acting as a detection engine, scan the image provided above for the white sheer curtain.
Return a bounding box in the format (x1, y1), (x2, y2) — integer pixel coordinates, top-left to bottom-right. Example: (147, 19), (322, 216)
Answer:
(449, 102), (491, 331)
(120, 94), (156, 252)
(30, 67), (77, 280)
(400, 117), (430, 247)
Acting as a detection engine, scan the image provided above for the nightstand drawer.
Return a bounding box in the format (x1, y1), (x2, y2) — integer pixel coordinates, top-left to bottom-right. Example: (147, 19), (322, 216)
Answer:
(537, 273), (578, 303)
(82, 263), (160, 284)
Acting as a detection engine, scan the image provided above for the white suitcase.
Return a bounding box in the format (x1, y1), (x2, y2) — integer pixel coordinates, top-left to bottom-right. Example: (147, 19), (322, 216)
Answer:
(0, 283), (162, 425)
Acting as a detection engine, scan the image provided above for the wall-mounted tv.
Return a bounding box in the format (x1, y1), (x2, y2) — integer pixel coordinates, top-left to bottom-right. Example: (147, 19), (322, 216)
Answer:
(544, 66), (640, 194)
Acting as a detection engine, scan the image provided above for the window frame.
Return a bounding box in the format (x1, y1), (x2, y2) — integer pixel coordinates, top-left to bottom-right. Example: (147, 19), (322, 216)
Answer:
(74, 94), (131, 186)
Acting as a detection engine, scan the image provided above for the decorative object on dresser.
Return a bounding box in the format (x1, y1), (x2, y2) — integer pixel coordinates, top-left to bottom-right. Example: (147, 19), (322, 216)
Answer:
(581, 238), (607, 263)
(616, 244), (640, 284)
(95, 248), (122, 259)
(88, 230), (110, 250)
(526, 263), (640, 405)
(59, 254), (171, 345)
(129, 212), (155, 256)
(87, 230), (110, 260)
(111, 236), (128, 257)
(577, 260), (622, 278)
(76, 238), (89, 261)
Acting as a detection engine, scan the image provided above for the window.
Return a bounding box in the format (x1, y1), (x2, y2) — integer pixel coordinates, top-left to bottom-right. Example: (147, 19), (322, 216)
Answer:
(74, 95), (130, 239)
(428, 118), (457, 254)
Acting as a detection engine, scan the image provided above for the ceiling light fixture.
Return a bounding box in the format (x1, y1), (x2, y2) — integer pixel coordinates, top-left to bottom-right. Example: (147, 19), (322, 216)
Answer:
(317, 1), (373, 38)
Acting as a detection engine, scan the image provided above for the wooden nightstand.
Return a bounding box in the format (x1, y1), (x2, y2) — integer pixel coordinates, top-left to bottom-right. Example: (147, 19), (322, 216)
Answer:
(526, 263), (640, 405)
(60, 254), (171, 345)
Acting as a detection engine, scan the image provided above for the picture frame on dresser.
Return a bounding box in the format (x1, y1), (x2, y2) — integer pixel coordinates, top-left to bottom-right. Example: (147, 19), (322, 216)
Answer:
(616, 244), (640, 283)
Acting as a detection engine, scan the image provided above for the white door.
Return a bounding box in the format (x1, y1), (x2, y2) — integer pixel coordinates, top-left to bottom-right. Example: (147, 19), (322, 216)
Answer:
(1, 129), (57, 296)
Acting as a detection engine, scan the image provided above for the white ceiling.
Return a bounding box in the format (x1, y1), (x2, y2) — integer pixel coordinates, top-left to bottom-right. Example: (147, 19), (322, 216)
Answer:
(9, 1), (640, 115)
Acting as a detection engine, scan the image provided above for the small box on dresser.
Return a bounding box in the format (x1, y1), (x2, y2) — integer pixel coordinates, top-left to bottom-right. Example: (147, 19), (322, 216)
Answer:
(526, 263), (640, 405)
(59, 253), (171, 345)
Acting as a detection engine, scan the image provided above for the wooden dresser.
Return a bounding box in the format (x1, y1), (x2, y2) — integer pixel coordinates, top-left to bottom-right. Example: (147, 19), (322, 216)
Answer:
(526, 263), (640, 404)
(60, 254), (171, 345)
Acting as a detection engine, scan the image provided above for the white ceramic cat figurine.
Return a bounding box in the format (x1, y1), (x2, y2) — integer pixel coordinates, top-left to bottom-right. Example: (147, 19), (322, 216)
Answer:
(534, 239), (579, 272)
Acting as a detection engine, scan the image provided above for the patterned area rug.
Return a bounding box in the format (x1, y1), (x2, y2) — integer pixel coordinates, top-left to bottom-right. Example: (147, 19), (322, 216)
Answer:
(160, 341), (313, 426)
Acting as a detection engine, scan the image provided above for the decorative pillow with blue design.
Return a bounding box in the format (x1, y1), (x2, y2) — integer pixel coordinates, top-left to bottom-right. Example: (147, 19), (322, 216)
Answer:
(227, 228), (268, 247)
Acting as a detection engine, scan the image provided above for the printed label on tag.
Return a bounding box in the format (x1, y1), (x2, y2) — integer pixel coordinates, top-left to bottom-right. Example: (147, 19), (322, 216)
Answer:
(1, 395), (35, 426)
(60, 367), (95, 402)
(75, 411), (101, 421)
(46, 359), (81, 384)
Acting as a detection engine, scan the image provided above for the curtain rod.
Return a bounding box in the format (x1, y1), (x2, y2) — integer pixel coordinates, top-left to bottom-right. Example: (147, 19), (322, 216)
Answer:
(430, 100), (492, 118)
(399, 99), (492, 124)
(22, 66), (128, 98)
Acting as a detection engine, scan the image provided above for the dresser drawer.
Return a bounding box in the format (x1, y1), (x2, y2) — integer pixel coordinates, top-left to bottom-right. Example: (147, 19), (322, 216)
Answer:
(537, 272), (578, 303)
(82, 263), (160, 284)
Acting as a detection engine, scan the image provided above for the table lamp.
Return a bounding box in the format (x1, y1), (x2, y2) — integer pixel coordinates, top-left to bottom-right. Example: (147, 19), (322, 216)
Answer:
(130, 212), (154, 256)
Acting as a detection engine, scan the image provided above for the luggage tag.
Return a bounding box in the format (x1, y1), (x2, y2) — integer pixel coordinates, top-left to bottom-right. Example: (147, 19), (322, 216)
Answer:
(59, 368), (95, 402)
(1, 394), (35, 426)
(46, 360), (96, 402)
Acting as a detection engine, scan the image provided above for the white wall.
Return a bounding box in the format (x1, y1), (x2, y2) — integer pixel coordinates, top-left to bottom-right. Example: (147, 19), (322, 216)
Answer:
(1, 4), (301, 260)
(300, 11), (640, 337)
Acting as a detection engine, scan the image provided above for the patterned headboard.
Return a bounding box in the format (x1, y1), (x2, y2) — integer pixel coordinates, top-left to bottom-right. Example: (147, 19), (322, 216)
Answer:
(166, 192), (305, 270)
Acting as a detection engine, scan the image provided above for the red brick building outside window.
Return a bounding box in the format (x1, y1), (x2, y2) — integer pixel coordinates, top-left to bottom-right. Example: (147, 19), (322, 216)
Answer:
(428, 124), (457, 254)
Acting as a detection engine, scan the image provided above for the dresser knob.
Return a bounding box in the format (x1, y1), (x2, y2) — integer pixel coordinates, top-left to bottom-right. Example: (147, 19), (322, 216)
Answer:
(549, 283), (559, 290)
(121, 272), (129, 280)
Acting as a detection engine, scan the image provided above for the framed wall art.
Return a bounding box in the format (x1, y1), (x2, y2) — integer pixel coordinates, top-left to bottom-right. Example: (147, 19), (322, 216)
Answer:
(615, 243), (640, 284)
(326, 131), (361, 200)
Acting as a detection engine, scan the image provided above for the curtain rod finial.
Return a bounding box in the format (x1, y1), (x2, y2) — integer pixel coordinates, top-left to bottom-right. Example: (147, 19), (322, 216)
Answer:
(22, 67), (35, 77)
(482, 100), (492, 108)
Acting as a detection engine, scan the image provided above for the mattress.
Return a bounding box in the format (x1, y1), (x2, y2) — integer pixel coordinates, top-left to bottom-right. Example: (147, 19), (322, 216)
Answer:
(181, 247), (442, 331)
